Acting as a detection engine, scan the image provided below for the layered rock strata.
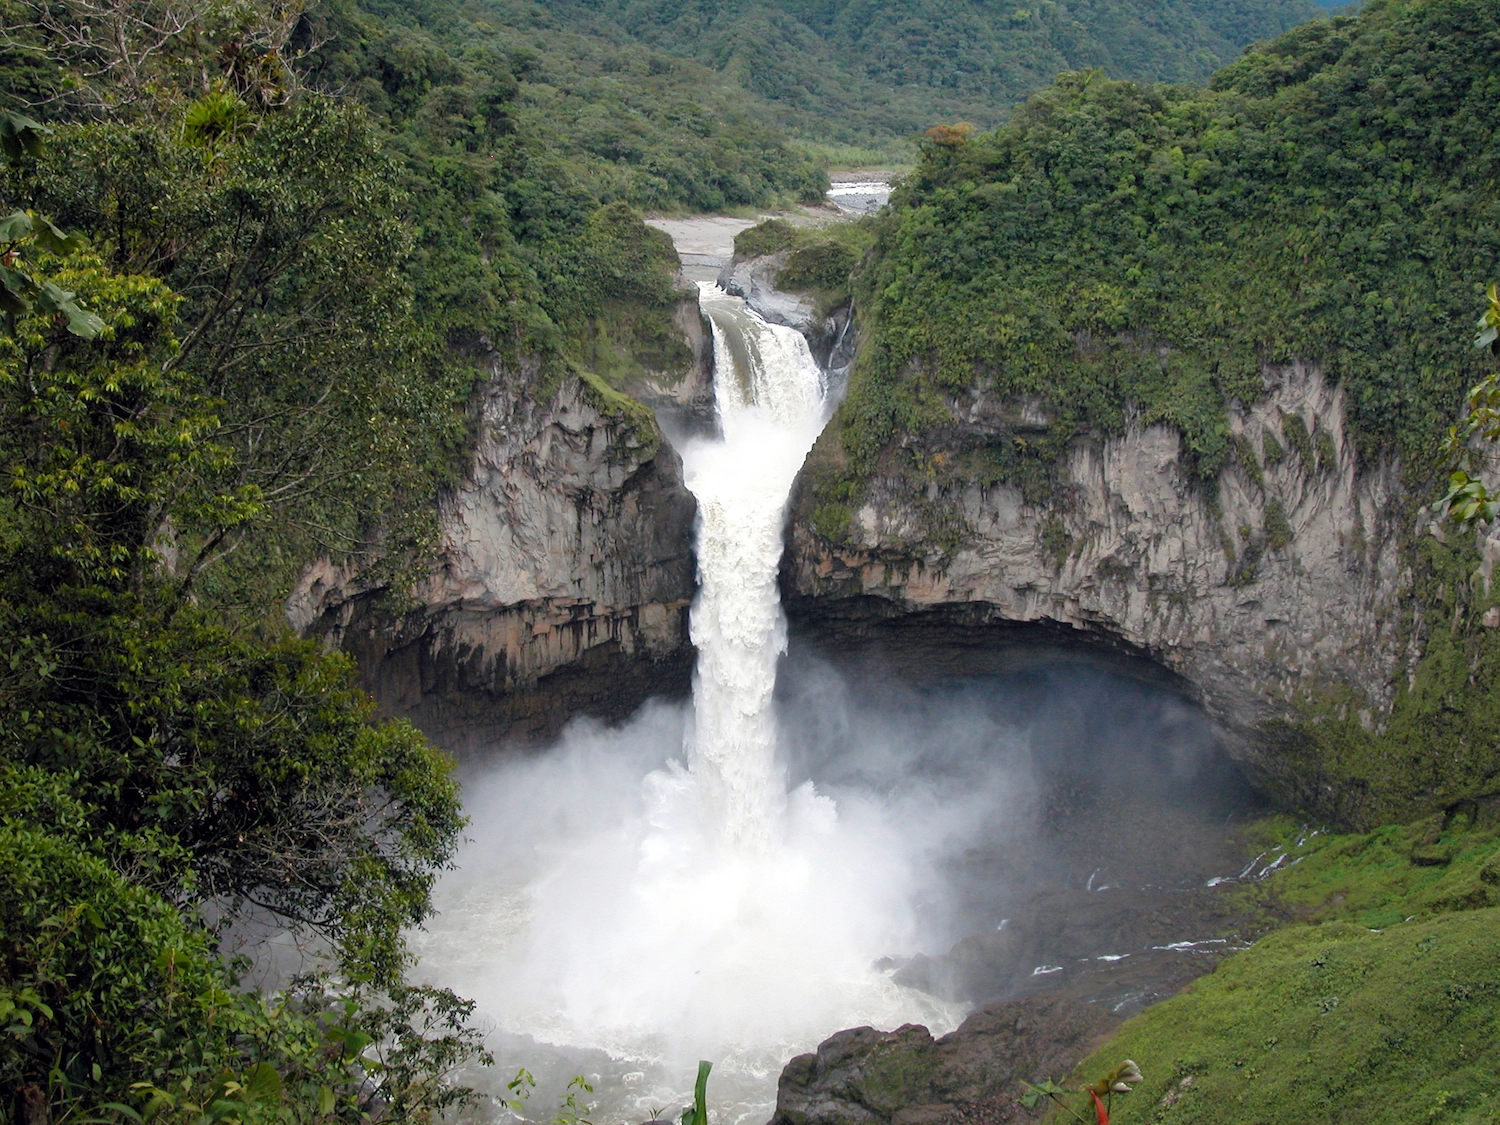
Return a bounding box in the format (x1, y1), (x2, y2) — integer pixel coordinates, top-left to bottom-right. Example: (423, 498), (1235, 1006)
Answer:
(290, 351), (698, 753)
(787, 363), (1413, 808)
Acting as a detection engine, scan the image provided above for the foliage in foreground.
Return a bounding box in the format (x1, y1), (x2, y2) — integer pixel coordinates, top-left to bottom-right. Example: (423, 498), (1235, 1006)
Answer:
(0, 213), (485, 1125)
(0, 10), (495, 1122)
(1024, 1060), (1142, 1124)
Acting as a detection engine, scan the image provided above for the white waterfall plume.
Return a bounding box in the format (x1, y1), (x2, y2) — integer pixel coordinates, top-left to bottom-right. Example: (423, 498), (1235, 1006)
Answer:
(411, 285), (960, 1124)
(683, 282), (831, 848)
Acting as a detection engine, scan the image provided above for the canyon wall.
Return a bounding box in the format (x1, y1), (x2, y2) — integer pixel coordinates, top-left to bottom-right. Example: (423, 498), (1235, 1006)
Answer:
(297, 237), (1481, 820)
(784, 359), (1425, 809)
(290, 345), (703, 753)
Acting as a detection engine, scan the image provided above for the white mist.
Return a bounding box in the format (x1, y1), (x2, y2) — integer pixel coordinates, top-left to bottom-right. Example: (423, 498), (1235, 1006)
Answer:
(412, 285), (960, 1123)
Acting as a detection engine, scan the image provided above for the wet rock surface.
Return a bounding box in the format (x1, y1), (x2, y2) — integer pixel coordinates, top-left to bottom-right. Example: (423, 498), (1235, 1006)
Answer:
(891, 764), (1265, 1015)
(718, 253), (855, 374)
(771, 997), (1119, 1125)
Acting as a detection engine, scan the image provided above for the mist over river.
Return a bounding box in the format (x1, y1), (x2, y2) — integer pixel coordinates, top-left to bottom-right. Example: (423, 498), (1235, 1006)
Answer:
(409, 276), (1259, 1125)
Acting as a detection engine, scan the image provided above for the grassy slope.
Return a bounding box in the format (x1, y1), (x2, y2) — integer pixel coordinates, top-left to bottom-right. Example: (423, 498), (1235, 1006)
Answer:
(1068, 912), (1500, 1124)
(1052, 815), (1500, 1124)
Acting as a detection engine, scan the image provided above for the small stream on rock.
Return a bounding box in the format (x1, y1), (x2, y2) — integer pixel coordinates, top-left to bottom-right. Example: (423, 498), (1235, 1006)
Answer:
(412, 271), (1263, 1125)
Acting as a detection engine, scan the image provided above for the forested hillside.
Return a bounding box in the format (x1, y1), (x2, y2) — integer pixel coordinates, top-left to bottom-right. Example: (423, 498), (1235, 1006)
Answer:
(327, 0), (1330, 165)
(832, 0), (1499, 492)
(545, 0), (1325, 146)
(310, 0), (828, 210)
(802, 0), (1500, 819)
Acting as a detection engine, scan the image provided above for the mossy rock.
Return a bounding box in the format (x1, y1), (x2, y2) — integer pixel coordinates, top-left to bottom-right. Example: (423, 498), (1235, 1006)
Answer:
(1409, 842), (1456, 867)
(1478, 851), (1500, 886)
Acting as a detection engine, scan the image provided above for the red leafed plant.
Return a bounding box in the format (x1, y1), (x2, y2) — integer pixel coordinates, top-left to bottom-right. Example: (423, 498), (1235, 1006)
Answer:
(1021, 1060), (1143, 1124)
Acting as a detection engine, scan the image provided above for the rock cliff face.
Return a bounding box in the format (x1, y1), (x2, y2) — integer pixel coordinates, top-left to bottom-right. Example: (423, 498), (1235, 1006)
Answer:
(290, 349), (699, 753)
(786, 362), (1414, 807)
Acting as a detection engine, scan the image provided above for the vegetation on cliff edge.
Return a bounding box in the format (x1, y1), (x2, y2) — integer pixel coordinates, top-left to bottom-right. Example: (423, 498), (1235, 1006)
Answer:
(835, 0), (1499, 490)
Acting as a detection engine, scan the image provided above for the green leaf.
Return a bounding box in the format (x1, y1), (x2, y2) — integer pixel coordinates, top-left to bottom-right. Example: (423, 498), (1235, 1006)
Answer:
(36, 280), (106, 338)
(242, 1062), (282, 1105)
(0, 111), (49, 160)
(0, 211), (32, 242)
(62, 302), (107, 339)
(0, 265), (36, 316)
(33, 215), (87, 257)
(94, 1103), (146, 1124)
(683, 1060), (711, 1125)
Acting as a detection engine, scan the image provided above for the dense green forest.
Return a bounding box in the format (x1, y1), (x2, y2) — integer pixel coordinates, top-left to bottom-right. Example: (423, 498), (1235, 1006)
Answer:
(546, 0), (1325, 147)
(310, 0), (1330, 174)
(311, 0), (829, 210)
(0, 0), (711, 1115)
(799, 0), (1500, 821)
(832, 0), (1500, 488)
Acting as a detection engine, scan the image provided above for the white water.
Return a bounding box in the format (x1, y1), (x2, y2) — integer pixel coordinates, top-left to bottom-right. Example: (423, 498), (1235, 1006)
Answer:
(413, 285), (959, 1123)
(684, 283), (830, 848)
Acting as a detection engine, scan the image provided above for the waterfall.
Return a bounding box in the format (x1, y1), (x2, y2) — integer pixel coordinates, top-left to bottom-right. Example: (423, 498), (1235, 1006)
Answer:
(682, 282), (831, 848)
(412, 283), (958, 1125)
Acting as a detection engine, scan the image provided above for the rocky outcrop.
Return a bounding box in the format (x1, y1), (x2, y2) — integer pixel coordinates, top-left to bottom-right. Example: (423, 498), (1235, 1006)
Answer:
(719, 252), (856, 374)
(617, 296), (718, 438)
(771, 998), (1119, 1125)
(787, 362), (1414, 810)
(291, 352), (698, 753)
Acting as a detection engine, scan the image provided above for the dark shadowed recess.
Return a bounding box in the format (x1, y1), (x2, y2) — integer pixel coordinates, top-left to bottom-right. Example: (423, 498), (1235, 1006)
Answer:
(782, 595), (1199, 698)
(328, 596), (694, 758)
(779, 601), (1268, 1017)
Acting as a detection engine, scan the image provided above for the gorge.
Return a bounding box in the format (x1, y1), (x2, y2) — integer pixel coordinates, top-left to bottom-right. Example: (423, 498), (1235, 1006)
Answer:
(6, 0), (1500, 1123)
(403, 263), (1271, 1125)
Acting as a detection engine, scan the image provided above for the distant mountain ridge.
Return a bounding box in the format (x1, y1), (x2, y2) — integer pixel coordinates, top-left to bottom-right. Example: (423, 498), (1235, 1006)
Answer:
(542, 0), (1326, 143)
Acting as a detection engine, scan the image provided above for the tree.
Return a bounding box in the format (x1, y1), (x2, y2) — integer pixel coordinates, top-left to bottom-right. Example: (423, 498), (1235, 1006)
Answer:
(0, 80), (486, 1125)
(1440, 283), (1500, 526)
